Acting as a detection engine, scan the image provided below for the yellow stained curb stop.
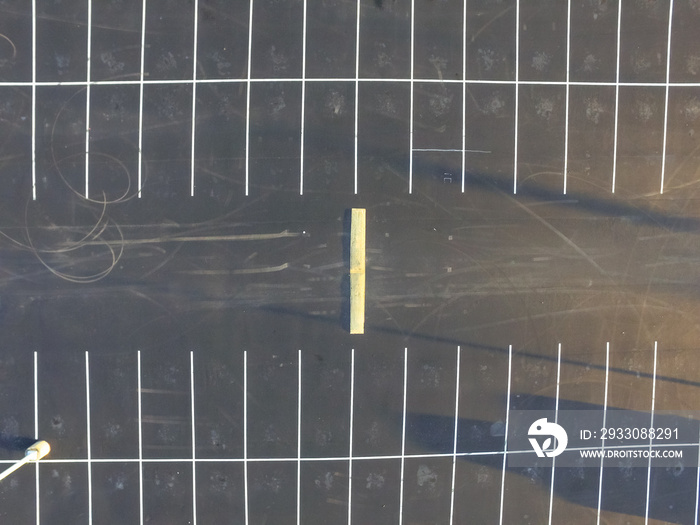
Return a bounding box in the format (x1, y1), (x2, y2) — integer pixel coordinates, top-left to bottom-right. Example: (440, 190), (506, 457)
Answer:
(349, 208), (366, 334)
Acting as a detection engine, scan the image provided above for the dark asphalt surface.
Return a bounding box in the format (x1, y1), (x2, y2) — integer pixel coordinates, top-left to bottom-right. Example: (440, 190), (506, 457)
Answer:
(1, 0), (700, 523)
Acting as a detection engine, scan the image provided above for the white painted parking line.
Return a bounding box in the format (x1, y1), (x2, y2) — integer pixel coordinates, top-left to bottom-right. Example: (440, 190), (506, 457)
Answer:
(513, 1), (520, 195)
(461, 0), (466, 193)
(398, 347), (408, 525)
(85, 0), (93, 199)
(34, 351), (39, 525)
(695, 421), (700, 525)
(190, 0), (200, 197)
(449, 346), (461, 525)
(644, 342), (658, 525)
(85, 352), (93, 525)
(9, 443), (697, 466)
(409, 0), (415, 195)
(190, 351), (197, 524)
(498, 344), (513, 525)
(8, 77), (700, 88)
(547, 343), (562, 525)
(243, 350), (249, 525)
(611, 1), (622, 194)
(299, 0), (308, 196)
(413, 148), (491, 153)
(563, 0), (571, 195)
(596, 342), (610, 525)
(354, 0), (360, 195)
(347, 348), (355, 525)
(9, 77), (700, 88)
(137, 351), (144, 525)
(137, 0), (147, 198)
(245, 0), (254, 197)
(297, 349), (302, 525)
(31, 0), (37, 200)
(660, 1), (675, 195)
